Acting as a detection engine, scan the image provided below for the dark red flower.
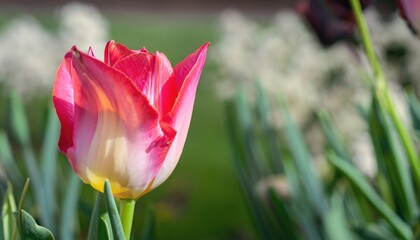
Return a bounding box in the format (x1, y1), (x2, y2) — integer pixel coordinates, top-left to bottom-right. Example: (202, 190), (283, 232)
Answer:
(297, 0), (356, 46)
(297, 0), (374, 46)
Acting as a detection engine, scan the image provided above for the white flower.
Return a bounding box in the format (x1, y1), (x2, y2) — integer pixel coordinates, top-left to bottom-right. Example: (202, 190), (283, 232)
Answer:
(0, 2), (109, 98)
(213, 9), (418, 178)
(59, 2), (109, 53)
(0, 16), (59, 97)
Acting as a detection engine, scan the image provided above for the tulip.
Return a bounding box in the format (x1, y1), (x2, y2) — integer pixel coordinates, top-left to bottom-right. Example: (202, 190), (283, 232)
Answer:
(297, 0), (356, 46)
(53, 41), (209, 199)
(398, 0), (420, 35)
(297, 0), (374, 46)
(325, 0), (374, 21)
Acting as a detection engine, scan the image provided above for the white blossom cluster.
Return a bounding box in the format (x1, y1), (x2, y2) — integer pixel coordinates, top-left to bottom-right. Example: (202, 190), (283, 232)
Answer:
(0, 2), (109, 98)
(213, 9), (420, 178)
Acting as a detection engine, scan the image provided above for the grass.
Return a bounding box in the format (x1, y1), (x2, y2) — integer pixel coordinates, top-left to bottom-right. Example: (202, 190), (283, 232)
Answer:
(0, 10), (255, 239)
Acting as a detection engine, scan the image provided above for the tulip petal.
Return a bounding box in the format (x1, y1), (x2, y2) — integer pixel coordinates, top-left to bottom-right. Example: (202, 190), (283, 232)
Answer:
(112, 52), (155, 97)
(52, 51), (75, 154)
(69, 47), (175, 198)
(151, 52), (173, 107)
(153, 43), (209, 188)
(104, 40), (134, 66)
(113, 51), (174, 108)
(158, 43), (209, 117)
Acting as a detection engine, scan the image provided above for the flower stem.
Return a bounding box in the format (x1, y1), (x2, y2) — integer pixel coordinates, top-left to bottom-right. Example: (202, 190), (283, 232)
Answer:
(119, 199), (136, 240)
(350, 0), (420, 186)
(349, 0), (385, 88)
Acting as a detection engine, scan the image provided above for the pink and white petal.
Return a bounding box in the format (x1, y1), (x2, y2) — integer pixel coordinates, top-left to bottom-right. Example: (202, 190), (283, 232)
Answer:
(158, 43), (209, 117)
(113, 52), (155, 97)
(70, 47), (175, 197)
(151, 51), (173, 108)
(152, 43), (209, 188)
(104, 40), (134, 66)
(52, 51), (75, 155)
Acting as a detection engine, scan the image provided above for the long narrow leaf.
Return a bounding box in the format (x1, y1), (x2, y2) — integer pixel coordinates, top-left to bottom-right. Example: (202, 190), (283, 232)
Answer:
(256, 82), (283, 173)
(283, 158), (322, 240)
(22, 147), (51, 231)
(317, 110), (351, 161)
(7, 91), (30, 146)
(41, 106), (60, 227)
(60, 173), (81, 240)
(2, 183), (17, 240)
(87, 193), (102, 240)
(280, 98), (327, 216)
(225, 101), (280, 239)
(328, 154), (413, 239)
(236, 89), (270, 178)
(370, 94), (418, 221)
(268, 189), (298, 240)
(141, 206), (156, 240)
(104, 180), (125, 240)
(381, 91), (420, 192)
(318, 111), (373, 222)
(99, 213), (114, 240)
(0, 131), (23, 187)
(407, 92), (420, 132)
(7, 92), (52, 230)
(324, 192), (354, 240)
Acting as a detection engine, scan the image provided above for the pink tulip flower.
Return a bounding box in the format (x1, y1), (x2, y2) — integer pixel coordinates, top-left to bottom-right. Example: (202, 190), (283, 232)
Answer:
(53, 41), (209, 199)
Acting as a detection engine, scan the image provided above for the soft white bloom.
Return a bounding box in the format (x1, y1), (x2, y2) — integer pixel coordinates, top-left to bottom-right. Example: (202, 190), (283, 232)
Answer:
(59, 2), (108, 53)
(0, 16), (59, 97)
(213, 9), (418, 178)
(213, 10), (369, 133)
(0, 2), (109, 98)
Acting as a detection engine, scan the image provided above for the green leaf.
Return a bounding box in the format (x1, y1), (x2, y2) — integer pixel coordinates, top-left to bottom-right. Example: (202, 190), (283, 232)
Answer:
(268, 189), (298, 240)
(256, 82), (283, 173)
(280, 98), (327, 216)
(7, 92), (52, 231)
(0, 131), (23, 187)
(407, 92), (420, 132)
(87, 193), (102, 240)
(235, 88), (270, 178)
(369, 93), (418, 221)
(22, 146), (52, 231)
(324, 192), (354, 240)
(2, 183), (17, 240)
(14, 210), (54, 240)
(104, 180), (125, 240)
(8, 98), (52, 232)
(317, 110), (351, 161)
(99, 213), (114, 240)
(283, 158), (321, 240)
(60, 173), (81, 240)
(353, 222), (397, 240)
(141, 206), (156, 240)
(7, 91), (30, 146)
(328, 154), (413, 240)
(41, 106), (60, 228)
(225, 101), (280, 239)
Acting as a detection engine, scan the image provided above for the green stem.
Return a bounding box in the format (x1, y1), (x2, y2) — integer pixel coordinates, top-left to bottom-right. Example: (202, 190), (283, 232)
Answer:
(349, 0), (385, 88)
(383, 92), (420, 184)
(119, 199), (136, 240)
(350, 0), (420, 186)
